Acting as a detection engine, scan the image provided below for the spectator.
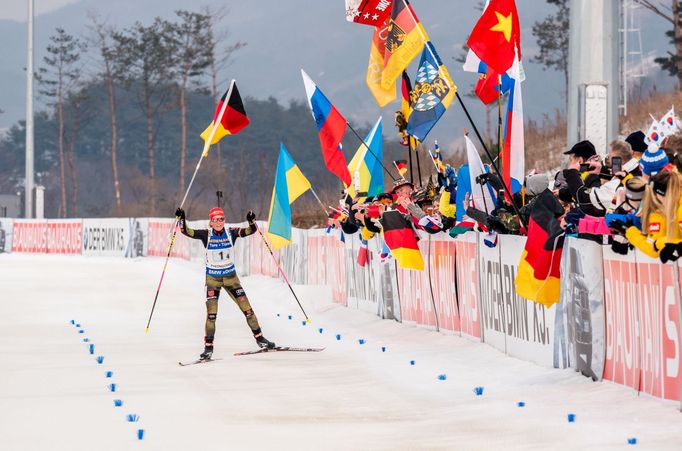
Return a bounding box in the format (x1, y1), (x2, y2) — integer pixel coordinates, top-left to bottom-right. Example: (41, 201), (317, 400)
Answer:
(625, 130), (647, 160)
(639, 146), (670, 181)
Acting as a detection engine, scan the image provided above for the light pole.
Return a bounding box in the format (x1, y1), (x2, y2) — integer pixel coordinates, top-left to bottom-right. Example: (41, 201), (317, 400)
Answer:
(25, 0), (34, 218)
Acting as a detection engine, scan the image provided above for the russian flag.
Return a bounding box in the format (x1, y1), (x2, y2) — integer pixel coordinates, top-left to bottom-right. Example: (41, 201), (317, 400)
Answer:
(501, 57), (524, 194)
(301, 69), (352, 187)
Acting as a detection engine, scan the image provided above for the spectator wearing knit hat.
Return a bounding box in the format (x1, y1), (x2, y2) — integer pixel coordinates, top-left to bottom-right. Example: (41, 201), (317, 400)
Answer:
(640, 146), (671, 180)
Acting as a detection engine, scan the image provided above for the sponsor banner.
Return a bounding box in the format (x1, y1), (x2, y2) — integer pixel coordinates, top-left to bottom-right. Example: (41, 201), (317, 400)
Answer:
(602, 248), (640, 391)
(379, 250), (400, 321)
(478, 235), (505, 352)
(558, 238), (605, 379)
(429, 234), (460, 334)
(47, 220), (82, 254)
(499, 235), (556, 367)
(12, 220), (48, 253)
(0, 218), (14, 253)
(83, 218), (131, 258)
(396, 234), (437, 328)
(345, 235), (380, 315)
(306, 230), (347, 305)
(248, 221), (279, 278)
(146, 219), (190, 260)
(635, 252), (681, 401)
(279, 227), (307, 285)
(126, 218), (148, 258)
(455, 232), (481, 340)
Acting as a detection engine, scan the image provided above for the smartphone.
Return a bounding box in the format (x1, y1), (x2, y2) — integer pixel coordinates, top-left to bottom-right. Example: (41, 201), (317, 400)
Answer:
(579, 163), (591, 172)
(356, 191), (368, 197)
(611, 156), (622, 174)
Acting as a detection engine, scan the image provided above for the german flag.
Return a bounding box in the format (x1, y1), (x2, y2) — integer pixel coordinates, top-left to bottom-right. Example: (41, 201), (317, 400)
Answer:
(200, 81), (250, 146)
(366, 17), (396, 107)
(380, 210), (424, 270)
(394, 160), (407, 176)
(514, 190), (565, 307)
(381, 0), (426, 90)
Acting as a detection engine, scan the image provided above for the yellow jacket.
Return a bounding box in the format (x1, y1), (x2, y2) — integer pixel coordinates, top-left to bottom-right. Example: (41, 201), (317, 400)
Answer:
(625, 211), (666, 258)
(438, 190), (456, 219)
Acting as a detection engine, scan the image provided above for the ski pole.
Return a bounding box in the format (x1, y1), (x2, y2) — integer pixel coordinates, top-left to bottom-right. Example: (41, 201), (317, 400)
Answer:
(254, 224), (310, 322)
(146, 80), (236, 333)
(145, 221), (180, 333)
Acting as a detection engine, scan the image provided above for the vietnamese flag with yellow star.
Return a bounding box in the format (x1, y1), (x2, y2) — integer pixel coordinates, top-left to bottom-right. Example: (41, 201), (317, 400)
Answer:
(466, 0), (521, 74)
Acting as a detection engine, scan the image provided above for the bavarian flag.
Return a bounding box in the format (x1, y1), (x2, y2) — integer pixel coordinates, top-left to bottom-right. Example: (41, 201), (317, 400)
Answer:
(381, 0), (427, 90)
(347, 117), (384, 200)
(266, 143), (311, 250)
(380, 210), (424, 270)
(406, 41), (456, 142)
(200, 80), (250, 148)
(514, 190), (565, 307)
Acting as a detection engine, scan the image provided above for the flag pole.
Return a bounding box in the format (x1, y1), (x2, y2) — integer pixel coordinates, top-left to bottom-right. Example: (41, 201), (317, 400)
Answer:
(427, 150), (441, 173)
(308, 186), (329, 216)
(415, 144), (423, 187)
(255, 224), (310, 322)
(346, 122), (399, 182)
(497, 75), (503, 161)
(408, 138), (414, 183)
(146, 80), (236, 333)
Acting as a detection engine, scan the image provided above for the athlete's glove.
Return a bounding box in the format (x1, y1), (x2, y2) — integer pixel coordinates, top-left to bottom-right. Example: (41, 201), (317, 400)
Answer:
(246, 210), (256, 224)
(175, 207), (185, 220)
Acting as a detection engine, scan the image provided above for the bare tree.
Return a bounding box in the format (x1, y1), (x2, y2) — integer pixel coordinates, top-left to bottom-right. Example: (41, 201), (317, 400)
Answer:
(37, 28), (86, 218)
(532, 0), (570, 98)
(63, 86), (90, 216)
(634, 1), (682, 88)
(203, 5), (246, 166)
(167, 11), (212, 196)
(87, 13), (123, 214)
(112, 19), (174, 214)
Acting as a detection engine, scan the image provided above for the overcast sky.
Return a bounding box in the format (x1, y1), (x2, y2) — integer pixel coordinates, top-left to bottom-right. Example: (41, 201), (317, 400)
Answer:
(2, 0), (80, 21)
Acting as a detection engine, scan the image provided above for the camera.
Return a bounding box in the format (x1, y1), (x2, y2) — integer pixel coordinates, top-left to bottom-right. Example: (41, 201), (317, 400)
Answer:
(611, 156), (622, 174)
(579, 163), (592, 172)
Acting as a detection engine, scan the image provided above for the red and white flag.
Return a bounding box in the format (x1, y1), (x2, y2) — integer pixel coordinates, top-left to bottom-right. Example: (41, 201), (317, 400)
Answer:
(345, 0), (393, 26)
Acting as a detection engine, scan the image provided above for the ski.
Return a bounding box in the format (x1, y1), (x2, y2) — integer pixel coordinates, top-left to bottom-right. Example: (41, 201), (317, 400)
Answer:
(234, 346), (325, 356)
(178, 358), (222, 366)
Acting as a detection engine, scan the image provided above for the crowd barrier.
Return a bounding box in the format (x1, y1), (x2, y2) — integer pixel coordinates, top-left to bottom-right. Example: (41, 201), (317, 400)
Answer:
(2, 217), (682, 406)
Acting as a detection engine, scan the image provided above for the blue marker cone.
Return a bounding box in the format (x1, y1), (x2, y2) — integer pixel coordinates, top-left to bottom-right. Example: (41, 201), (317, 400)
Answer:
(78, 330), (84, 334)
(137, 429), (145, 440)
(83, 338), (89, 343)
(336, 334), (341, 341)
(358, 339), (365, 345)
(96, 356), (104, 364)
(89, 344), (95, 354)
(381, 346), (386, 352)
(474, 387), (484, 396)
(318, 328), (324, 334)
(517, 401), (525, 407)
(127, 414), (139, 422)
(438, 374), (447, 381)
(114, 399), (123, 407)
(76, 324), (80, 328)
(108, 383), (117, 392)
(70, 320), (75, 325)
(410, 360), (416, 366)
(301, 321), (306, 326)
(276, 313), (280, 317)
(627, 438), (637, 445)
(105, 371), (113, 378)
(567, 413), (576, 423)
(288, 315), (292, 320)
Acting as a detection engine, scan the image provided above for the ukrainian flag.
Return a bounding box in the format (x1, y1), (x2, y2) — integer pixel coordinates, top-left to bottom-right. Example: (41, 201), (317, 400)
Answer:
(266, 143), (311, 250)
(347, 117), (384, 200)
